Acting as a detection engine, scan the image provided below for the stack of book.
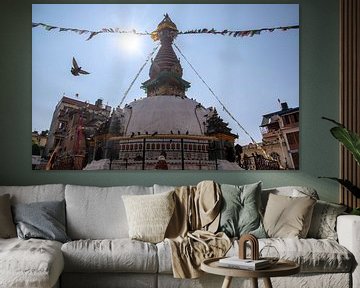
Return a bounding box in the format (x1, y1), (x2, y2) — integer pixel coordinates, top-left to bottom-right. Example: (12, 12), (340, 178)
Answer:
(218, 257), (271, 270)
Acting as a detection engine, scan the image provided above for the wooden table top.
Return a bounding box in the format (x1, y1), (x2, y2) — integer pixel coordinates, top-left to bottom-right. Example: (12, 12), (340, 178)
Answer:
(201, 257), (300, 278)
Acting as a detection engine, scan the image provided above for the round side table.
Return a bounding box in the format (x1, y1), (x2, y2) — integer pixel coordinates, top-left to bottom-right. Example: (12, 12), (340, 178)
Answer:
(201, 257), (300, 288)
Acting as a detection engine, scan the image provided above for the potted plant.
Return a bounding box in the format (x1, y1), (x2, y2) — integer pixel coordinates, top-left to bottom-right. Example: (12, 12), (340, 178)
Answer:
(320, 117), (360, 215)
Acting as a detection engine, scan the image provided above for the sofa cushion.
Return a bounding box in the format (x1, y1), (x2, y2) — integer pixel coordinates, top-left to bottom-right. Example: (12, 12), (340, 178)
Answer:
(307, 200), (347, 240)
(12, 200), (70, 243)
(0, 194), (16, 238)
(153, 184), (176, 194)
(218, 182), (266, 238)
(61, 273), (157, 288)
(0, 184), (65, 204)
(263, 193), (316, 238)
(261, 186), (319, 213)
(0, 238), (64, 288)
(122, 191), (175, 243)
(61, 239), (158, 273)
(261, 238), (353, 273)
(157, 237), (353, 274)
(156, 240), (173, 274)
(65, 185), (153, 239)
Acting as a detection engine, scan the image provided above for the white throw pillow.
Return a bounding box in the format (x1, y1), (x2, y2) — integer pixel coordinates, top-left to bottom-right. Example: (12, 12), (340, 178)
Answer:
(122, 191), (175, 243)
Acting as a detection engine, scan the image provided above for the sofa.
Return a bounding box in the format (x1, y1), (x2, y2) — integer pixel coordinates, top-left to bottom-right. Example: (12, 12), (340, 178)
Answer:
(0, 183), (359, 288)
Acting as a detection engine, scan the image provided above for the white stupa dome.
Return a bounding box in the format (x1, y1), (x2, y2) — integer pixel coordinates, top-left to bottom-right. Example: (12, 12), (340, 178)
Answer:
(123, 95), (210, 136)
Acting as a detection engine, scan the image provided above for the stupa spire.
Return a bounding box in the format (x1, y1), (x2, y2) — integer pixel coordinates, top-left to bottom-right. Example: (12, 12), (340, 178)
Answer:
(141, 14), (190, 97)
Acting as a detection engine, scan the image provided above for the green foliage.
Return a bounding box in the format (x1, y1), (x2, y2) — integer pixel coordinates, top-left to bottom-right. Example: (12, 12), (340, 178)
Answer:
(351, 208), (360, 216)
(322, 117), (360, 165)
(321, 117), (360, 200)
(318, 177), (360, 199)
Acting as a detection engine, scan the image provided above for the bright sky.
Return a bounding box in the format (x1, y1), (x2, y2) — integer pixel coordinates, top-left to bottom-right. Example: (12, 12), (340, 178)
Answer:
(32, 4), (299, 145)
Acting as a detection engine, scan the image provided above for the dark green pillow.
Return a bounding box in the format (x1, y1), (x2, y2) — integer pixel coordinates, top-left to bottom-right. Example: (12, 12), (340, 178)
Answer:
(12, 200), (70, 243)
(218, 182), (266, 238)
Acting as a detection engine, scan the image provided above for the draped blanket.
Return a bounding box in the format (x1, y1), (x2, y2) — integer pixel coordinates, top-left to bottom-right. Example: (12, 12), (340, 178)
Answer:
(165, 181), (231, 278)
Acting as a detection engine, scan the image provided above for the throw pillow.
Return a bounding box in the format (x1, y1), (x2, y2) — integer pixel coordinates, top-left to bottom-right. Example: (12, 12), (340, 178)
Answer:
(307, 200), (347, 240)
(122, 190), (175, 243)
(261, 186), (319, 214)
(263, 193), (316, 238)
(0, 194), (17, 238)
(12, 200), (70, 243)
(218, 182), (266, 238)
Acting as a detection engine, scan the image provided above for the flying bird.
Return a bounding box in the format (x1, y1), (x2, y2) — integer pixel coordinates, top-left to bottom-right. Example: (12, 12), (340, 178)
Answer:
(71, 57), (90, 76)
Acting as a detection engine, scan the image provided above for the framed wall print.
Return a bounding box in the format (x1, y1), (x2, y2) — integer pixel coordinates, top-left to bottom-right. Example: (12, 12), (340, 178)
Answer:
(32, 4), (299, 170)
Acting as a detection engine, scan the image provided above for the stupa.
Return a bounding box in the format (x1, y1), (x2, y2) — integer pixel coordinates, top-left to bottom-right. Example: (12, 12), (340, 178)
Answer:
(85, 14), (239, 170)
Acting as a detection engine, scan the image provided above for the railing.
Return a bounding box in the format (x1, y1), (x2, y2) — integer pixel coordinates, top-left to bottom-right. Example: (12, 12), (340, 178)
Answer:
(109, 159), (216, 170)
(240, 154), (281, 170)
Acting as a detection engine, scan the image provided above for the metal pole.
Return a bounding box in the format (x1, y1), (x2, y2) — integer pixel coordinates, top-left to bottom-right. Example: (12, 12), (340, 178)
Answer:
(181, 138), (184, 170)
(142, 138), (146, 170)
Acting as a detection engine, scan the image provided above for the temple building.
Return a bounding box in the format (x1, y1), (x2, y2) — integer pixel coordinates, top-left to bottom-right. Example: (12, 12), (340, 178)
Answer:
(44, 97), (111, 169)
(241, 101), (299, 170)
(84, 14), (239, 170)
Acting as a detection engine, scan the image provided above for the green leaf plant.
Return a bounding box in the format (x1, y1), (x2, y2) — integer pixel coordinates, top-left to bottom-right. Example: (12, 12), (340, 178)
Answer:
(319, 117), (360, 201)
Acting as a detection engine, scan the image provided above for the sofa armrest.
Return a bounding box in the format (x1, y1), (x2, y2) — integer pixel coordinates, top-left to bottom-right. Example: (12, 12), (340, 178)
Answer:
(337, 215), (360, 288)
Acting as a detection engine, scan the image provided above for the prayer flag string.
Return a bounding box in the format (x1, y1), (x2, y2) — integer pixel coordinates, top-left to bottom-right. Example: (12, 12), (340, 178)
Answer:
(178, 25), (299, 37)
(32, 22), (150, 40)
(32, 22), (299, 41)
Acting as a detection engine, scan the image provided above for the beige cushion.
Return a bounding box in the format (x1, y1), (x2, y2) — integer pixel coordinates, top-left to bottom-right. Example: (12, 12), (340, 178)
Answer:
(122, 191), (175, 243)
(263, 193), (316, 238)
(261, 186), (319, 213)
(0, 194), (16, 238)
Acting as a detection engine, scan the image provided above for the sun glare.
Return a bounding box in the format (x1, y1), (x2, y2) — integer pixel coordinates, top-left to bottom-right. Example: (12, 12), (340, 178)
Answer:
(120, 34), (142, 55)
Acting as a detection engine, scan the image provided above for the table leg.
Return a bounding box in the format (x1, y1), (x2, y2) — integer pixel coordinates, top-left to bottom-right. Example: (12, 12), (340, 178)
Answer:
(251, 278), (258, 288)
(221, 276), (233, 288)
(263, 277), (273, 288)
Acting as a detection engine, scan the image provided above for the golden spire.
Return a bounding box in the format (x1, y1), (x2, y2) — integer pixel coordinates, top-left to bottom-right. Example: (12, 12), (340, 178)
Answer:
(151, 14), (178, 42)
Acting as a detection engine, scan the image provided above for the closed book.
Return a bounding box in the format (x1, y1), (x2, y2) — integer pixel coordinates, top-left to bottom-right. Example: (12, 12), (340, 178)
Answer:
(218, 257), (271, 270)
